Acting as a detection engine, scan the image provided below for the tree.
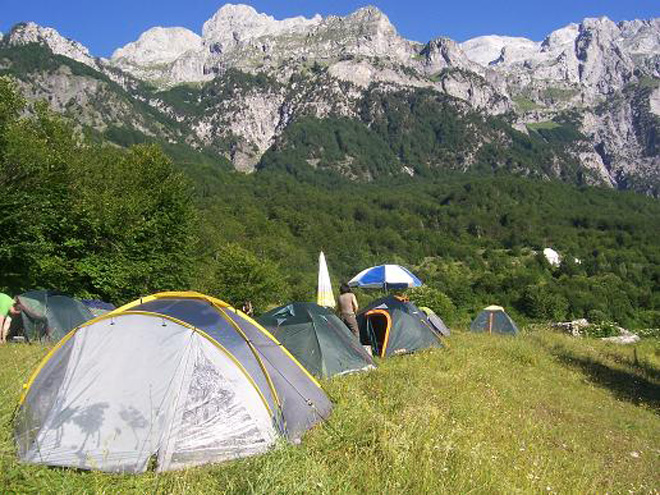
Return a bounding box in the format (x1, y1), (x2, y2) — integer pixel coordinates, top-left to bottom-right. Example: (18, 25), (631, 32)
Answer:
(0, 81), (197, 303)
(520, 284), (569, 321)
(408, 285), (457, 324)
(0, 76), (25, 154)
(198, 243), (284, 313)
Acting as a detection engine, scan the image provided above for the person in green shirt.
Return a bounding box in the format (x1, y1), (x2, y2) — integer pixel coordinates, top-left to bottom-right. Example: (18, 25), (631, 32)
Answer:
(0, 293), (18, 344)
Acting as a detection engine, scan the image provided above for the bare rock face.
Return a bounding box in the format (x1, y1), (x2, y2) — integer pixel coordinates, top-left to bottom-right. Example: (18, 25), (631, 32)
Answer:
(460, 16), (660, 192)
(421, 37), (482, 74)
(110, 4), (419, 85)
(4, 6), (659, 192)
(575, 18), (634, 95)
(650, 86), (660, 116)
(193, 88), (287, 172)
(111, 27), (205, 85)
(461, 16), (659, 99)
(461, 35), (541, 67)
(6, 22), (99, 70)
(419, 37), (510, 113)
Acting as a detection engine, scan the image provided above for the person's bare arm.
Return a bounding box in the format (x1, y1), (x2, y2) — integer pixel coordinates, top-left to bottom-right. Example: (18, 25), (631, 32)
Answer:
(352, 294), (359, 313)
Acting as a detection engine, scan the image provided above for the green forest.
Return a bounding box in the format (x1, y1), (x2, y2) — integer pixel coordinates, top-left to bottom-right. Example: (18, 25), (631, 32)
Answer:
(1, 75), (659, 329)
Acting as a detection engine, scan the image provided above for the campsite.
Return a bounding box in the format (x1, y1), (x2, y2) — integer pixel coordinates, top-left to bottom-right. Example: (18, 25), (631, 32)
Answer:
(1, 327), (658, 494)
(1, 1), (660, 493)
(0, 260), (658, 493)
(0, 79), (659, 493)
(1, 78), (659, 495)
(0, 244), (658, 494)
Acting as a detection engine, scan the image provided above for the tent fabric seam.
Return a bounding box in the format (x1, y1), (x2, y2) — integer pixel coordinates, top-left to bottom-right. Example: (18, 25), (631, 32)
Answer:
(214, 305), (283, 417)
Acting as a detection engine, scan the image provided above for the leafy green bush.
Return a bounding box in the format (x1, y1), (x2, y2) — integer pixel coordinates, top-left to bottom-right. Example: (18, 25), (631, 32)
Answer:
(520, 284), (569, 321)
(587, 309), (609, 324)
(583, 322), (620, 338)
(407, 286), (456, 323)
(636, 327), (660, 339)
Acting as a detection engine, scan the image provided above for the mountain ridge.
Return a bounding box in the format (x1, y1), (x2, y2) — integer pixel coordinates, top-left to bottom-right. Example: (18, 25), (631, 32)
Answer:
(1, 5), (658, 195)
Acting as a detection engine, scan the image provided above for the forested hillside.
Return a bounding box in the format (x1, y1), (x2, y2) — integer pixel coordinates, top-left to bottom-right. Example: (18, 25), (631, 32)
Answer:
(1, 76), (659, 329)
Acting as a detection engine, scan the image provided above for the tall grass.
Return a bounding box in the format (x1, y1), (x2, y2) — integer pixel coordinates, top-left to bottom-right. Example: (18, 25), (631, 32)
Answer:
(0, 330), (658, 494)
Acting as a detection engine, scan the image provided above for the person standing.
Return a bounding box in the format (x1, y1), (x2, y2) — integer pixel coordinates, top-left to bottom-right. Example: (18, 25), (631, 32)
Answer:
(0, 293), (16, 344)
(338, 283), (360, 337)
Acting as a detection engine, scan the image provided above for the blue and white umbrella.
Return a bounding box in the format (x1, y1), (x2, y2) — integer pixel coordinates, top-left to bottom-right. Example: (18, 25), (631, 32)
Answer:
(348, 264), (423, 289)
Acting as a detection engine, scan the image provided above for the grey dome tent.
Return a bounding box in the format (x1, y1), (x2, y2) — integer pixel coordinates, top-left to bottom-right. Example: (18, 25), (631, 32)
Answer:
(81, 299), (116, 317)
(357, 296), (442, 358)
(258, 302), (374, 378)
(419, 306), (451, 337)
(14, 291), (94, 342)
(470, 305), (519, 335)
(15, 292), (332, 473)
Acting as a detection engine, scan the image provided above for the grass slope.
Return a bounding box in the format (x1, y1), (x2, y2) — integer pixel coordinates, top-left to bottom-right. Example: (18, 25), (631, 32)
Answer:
(0, 331), (658, 495)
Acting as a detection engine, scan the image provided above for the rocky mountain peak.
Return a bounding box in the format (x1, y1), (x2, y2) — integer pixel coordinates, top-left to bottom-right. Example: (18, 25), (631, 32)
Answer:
(202, 3), (322, 49)
(461, 16), (659, 94)
(580, 16), (620, 33)
(575, 16), (621, 59)
(421, 37), (479, 73)
(111, 27), (202, 66)
(342, 5), (401, 45)
(345, 5), (393, 27)
(540, 23), (579, 52)
(460, 35), (539, 66)
(5, 22), (98, 69)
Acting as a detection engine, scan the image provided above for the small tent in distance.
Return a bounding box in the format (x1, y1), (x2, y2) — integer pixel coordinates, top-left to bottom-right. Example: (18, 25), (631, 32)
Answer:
(357, 296), (442, 358)
(258, 302), (374, 378)
(470, 305), (519, 335)
(13, 291), (94, 342)
(15, 292), (332, 473)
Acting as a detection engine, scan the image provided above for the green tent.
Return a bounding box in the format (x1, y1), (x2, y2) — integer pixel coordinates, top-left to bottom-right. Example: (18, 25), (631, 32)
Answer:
(470, 305), (519, 335)
(357, 296), (442, 358)
(258, 302), (374, 378)
(15, 291), (94, 342)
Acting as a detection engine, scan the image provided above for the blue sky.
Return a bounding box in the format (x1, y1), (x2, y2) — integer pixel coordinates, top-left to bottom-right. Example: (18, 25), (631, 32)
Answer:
(1, 0), (658, 57)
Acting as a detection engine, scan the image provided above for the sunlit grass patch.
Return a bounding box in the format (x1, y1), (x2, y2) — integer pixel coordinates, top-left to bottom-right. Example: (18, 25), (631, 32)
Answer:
(0, 330), (657, 494)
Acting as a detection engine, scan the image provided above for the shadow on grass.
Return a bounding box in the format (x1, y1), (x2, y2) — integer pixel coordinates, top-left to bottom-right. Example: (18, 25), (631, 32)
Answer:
(546, 346), (660, 411)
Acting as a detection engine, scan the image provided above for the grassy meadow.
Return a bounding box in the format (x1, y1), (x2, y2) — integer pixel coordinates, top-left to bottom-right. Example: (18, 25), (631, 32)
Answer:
(0, 329), (658, 495)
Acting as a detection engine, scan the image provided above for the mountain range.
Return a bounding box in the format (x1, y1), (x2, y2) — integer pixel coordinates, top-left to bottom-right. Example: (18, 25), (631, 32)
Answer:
(1, 4), (658, 194)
